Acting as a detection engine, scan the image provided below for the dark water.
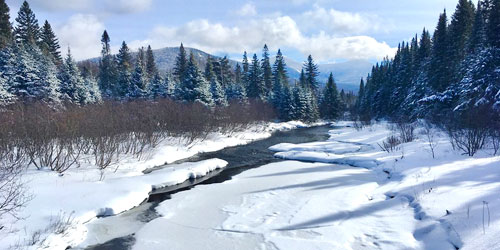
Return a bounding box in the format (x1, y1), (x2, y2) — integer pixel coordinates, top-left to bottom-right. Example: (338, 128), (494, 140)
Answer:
(83, 125), (332, 250)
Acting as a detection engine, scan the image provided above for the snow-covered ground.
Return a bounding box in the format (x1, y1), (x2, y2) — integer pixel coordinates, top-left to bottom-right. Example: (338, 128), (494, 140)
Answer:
(0, 121), (311, 250)
(133, 121), (500, 250)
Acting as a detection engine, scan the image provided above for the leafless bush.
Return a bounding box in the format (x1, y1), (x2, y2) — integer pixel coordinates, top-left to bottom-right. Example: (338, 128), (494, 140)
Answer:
(446, 108), (489, 157)
(378, 134), (401, 153)
(420, 120), (438, 159)
(394, 121), (416, 143)
(490, 130), (500, 156)
(0, 99), (275, 175)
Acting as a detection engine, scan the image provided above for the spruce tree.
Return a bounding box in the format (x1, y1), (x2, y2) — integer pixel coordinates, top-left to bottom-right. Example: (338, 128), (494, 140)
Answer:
(261, 44), (273, 93)
(418, 28), (432, 62)
(176, 53), (213, 106)
(205, 55), (215, 81)
(145, 45), (157, 78)
(429, 10), (450, 92)
(210, 76), (227, 106)
(448, 0), (475, 83)
(320, 73), (341, 119)
(81, 66), (101, 103)
(129, 50), (148, 98)
(0, 0), (12, 48)
(116, 41), (133, 97)
(242, 51), (249, 87)
(59, 48), (89, 104)
(234, 63), (242, 84)
(40, 20), (62, 64)
(488, 0), (500, 48)
(303, 55), (319, 93)
(468, 1), (487, 53)
(148, 72), (167, 99)
(14, 1), (40, 45)
(218, 56), (233, 88)
(0, 71), (14, 105)
(98, 30), (116, 97)
(173, 43), (188, 83)
(247, 53), (265, 100)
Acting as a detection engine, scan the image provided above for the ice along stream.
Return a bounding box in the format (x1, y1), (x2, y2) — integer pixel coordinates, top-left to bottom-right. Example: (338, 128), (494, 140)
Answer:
(78, 125), (333, 250)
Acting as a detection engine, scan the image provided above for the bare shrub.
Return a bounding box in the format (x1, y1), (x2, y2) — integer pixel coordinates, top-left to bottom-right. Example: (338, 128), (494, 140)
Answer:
(395, 121), (416, 143)
(446, 107), (489, 157)
(378, 134), (401, 153)
(420, 120), (438, 159)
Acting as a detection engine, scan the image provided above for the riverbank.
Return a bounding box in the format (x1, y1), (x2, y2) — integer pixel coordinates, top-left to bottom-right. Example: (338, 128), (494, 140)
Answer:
(0, 121), (317, 250)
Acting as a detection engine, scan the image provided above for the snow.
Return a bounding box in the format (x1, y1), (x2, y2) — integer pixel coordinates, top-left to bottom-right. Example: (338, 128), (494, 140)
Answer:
(0, 120), (311, 250)
(132, 121), (500, 250)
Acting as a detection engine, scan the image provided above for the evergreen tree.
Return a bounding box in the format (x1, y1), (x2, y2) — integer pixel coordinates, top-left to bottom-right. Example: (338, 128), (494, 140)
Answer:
(176, 53), (213, 106)
(234, 63), (242, 84)
(247, 53), (265, 100)
(418, 28), (432, 62)
(145, 45), (157, 78)
(448, 0), (475, 83)
(303, 55), (320, 93)
(40, 20), (62, 64)
(205, 55), (215, 81)
(173, 43), (188, 83)
(218, 56), (233, 88)
(129, 50), (148, 98)
(271, 49), (290, 120)
(148, 72), (167, 99)
(488, 0), (500, 48)
(210, 76), (227, 106)
(98, 30), (116, 97)
(320, 73), (341, 119)
(116, 41), (133, 97)
(0, 0), (12, 48)
(429, 10), (450, 92)
(59, 48), (89, 104)
(14, 1), (40, 45)
(355, 78), (365, 110)
(0, 71), (14, 105)
(242, 51), (249, 87)
(261, 44), (273, 93)
(81, 66), (101, 103)
(468, 1), (487, 52)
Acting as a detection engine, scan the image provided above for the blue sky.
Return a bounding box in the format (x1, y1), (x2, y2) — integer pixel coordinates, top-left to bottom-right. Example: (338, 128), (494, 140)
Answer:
(6, 0), (460, 63)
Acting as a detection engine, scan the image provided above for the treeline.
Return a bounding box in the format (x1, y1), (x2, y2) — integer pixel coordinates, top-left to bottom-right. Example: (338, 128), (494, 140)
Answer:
(356, 0), (500, 155)
(0, 0), (349, 122)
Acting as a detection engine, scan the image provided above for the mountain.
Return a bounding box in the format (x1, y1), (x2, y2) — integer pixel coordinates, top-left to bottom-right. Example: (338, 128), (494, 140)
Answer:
(82, 47), (371, 92)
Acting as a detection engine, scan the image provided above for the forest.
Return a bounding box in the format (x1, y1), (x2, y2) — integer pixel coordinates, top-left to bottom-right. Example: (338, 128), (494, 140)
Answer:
(356, 0), (500, 156)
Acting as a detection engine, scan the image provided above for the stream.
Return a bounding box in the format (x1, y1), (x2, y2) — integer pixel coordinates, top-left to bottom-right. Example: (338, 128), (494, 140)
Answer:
(79, 125), (333, 250)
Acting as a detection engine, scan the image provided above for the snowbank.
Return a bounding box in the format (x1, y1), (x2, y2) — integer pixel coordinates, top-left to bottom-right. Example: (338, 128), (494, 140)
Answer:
(270, 121), (500, 249)
(0, 120), (311, 250)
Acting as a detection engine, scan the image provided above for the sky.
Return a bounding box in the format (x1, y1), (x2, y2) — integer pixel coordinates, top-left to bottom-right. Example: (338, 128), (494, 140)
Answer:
(6, 0), (461, 63)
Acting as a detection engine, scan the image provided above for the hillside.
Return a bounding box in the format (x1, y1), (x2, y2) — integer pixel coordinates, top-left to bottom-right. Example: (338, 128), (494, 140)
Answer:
(83, 46), (371, 92)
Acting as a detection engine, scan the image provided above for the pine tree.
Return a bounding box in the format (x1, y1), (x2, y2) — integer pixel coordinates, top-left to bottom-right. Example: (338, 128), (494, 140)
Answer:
(176, 53), (213, 106)
(261, 44), (273, 94)
(234, 63), (242, 84)
(468, 1), (487, 53)
(116, 41), (133, 97)
(0, 71), (14, 105)
(145, 45), (157, 78)
(14, 1), (40, 45)
(418, 28), (432, 63)
(98, 30), (116, 97)
(271, 49), (290, 119)
(40, 20), (62, 64)
(173, 43), (188, 83)
(0, 0), (12, 48)
(320, 73), (341, 119)
(247, 53), (265, 100)
(355, 78), (365, 110)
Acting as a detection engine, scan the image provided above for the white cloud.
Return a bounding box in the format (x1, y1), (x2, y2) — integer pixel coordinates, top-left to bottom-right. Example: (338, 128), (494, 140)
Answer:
(235, 2), (257, 17)
(56, 14), (105, 60)
(300, 5), (382, 35)
(27, 0), (93, 11)
(103, 0), (154, 14)
(130, 15), (395, 62)
(24, 0), (153, 14)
